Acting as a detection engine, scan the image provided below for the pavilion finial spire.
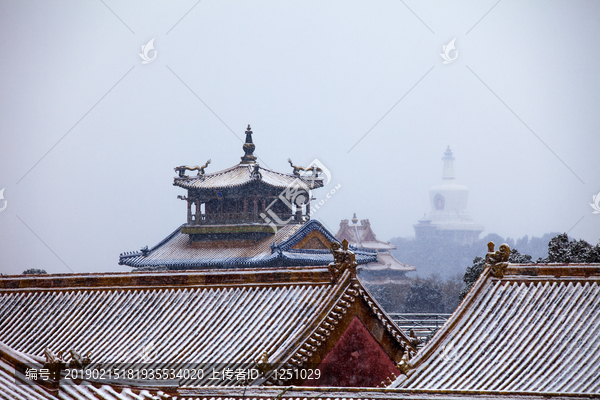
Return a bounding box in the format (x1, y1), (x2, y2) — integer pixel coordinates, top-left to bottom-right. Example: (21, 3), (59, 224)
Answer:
(352, 213), (358, 224)
(241, 125), (257, 164)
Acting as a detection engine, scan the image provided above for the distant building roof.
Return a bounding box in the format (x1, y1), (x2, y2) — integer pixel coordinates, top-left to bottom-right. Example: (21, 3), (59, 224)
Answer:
(390, 242), (600, 396)
(336, 214), (416, 281)
(119, 219), (377, 269)
(337, 214), (395, 251)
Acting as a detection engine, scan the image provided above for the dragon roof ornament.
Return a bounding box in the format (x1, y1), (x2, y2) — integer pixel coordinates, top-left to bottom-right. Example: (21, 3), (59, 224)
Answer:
(174, 159), (211, 179)
(485, 241), (511, 278)
(288, 158), (322, 178)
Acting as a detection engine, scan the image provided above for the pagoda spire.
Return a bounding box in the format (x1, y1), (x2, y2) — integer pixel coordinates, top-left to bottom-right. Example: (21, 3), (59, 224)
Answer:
(442, 145), (455, 181)
(241, 124), (257, 164)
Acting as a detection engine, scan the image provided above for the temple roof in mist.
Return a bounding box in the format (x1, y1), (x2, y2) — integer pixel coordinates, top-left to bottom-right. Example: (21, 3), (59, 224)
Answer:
(337, 214), (395, 251)
(337, 215), (415, 276)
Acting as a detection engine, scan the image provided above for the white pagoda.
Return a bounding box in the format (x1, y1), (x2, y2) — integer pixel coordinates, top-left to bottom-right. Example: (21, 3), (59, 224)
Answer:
(413, 146), (484, 245)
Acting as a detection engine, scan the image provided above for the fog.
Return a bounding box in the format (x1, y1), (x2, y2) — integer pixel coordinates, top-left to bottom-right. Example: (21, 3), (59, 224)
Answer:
(1, 0), (599, 275)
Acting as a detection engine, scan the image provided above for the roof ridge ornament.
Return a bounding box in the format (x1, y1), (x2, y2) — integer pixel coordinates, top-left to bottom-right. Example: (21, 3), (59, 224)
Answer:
(486, 241), (510, 278)
(43, 348), (66, 382)
(255, 351), (271, 375)
(241, 124), (257, 163)
(287, 158), (322, 178)
(328, 239), (357, 282)
(396, 350), (412, 376)
(251, 164), (262, 180)
(174, 159), (211, 179)
(42, 348), (91, 381)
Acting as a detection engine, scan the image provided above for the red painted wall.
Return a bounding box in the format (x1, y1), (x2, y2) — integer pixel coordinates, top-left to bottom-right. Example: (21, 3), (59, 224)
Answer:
(303, 316), (400, 387)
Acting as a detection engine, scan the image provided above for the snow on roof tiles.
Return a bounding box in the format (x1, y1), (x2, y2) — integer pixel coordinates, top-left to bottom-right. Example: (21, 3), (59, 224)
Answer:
(393, 262), (600, 395)
(119, 220), (378, 269)
(173, 163), (323, 191)
(0, 266), (411, 389)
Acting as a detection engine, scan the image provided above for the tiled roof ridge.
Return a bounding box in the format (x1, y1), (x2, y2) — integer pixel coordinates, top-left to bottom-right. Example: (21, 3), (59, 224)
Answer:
(119, 250), (377, 270)
(0, 341), (56, 398)
(172, 163), (248, 187)
(0, 340), (177, 398)
(357, 282), (415, 352)
(504, 263), (600, 278)
(173, 162), (322, 190)
(405, 263), (494, 372)
(264, 270), (357, 382)
(0, 267), (333, 291)
(277, 220), (337, 251)
(259, 273), (414, 386)
(198, 163), (296, 180)
(0, 341), (42, 369)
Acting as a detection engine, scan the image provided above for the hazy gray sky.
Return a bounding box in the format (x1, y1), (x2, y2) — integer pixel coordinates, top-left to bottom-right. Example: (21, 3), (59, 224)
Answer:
(1, 0), (599, 275)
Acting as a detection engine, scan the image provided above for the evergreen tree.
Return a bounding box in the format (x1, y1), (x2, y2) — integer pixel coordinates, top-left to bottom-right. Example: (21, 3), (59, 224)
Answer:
(405, 280), (444, 313)
(22, 269), (47, 275)
(541, 233), (600, 263)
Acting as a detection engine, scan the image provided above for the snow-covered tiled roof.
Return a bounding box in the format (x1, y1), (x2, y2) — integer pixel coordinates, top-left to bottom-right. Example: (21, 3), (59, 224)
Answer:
(119, 219), (377, 269)
(177, 385), (597, 399)
(0, 265), (411, 389)
(0, 340), (161, 399)
(173, 163), (323, 191)
(391, 262), (600, 395)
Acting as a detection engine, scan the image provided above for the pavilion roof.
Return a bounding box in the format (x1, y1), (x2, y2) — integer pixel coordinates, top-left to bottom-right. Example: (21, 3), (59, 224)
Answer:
(173, 162), (323, 192)
(119, 219), (377, 269)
